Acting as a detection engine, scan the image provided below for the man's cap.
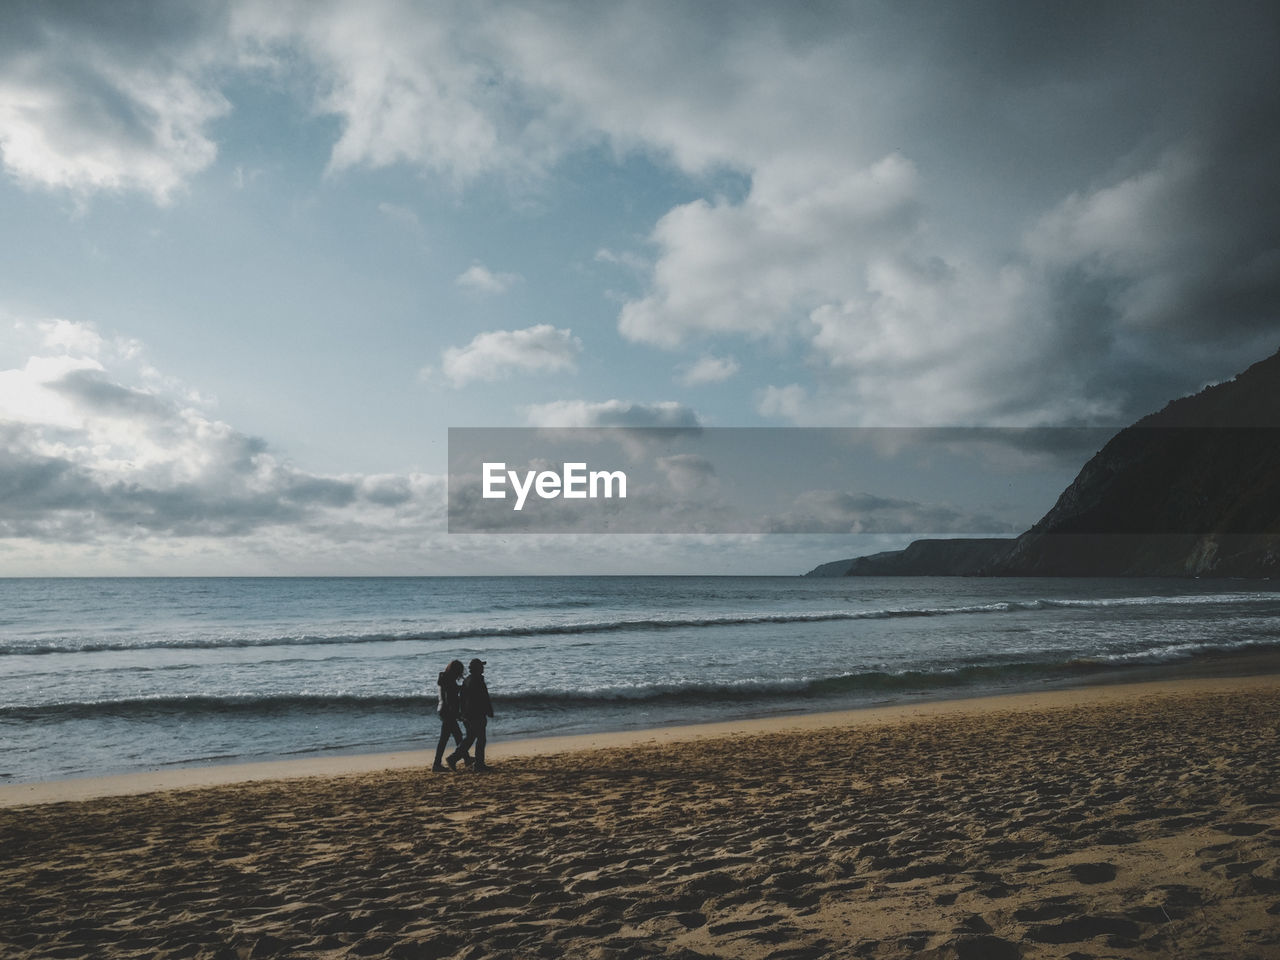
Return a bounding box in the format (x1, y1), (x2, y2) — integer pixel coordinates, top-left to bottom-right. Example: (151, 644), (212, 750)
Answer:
(469, 658), (486, 670)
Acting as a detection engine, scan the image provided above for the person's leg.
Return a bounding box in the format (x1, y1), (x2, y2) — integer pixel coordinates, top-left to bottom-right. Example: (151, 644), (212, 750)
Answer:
(436, 718), (466, 769)
(474, 717), (488, 769)
(449, 718), (470, 764)
(450, 720), (476, 768)
(433, 720), (451, 769)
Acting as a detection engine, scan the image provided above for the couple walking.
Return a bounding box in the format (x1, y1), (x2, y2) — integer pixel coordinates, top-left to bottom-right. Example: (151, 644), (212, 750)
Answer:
(433, 657), (494, 772)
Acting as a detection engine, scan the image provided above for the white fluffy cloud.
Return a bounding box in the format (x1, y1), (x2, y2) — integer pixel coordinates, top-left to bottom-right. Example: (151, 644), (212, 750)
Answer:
(619, 145), (1102, 425)
(455, 263), (521, 295)
(620, 155), (921, 348)
(231, 0), (572, 184)
(0, 319), (443, 548)
(440, 324), (581, 387)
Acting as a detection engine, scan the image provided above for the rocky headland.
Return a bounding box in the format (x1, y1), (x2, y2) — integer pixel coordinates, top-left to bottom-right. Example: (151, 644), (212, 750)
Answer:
(807, 349), (1280, 578)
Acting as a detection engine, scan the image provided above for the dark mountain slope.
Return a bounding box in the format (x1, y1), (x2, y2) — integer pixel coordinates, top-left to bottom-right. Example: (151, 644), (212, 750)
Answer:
(807, 349), (1280, 578)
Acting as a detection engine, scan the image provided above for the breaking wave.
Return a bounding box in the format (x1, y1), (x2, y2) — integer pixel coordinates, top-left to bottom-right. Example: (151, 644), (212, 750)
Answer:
(5, 591), (1275, 656)
(9, 639), (1277, 722)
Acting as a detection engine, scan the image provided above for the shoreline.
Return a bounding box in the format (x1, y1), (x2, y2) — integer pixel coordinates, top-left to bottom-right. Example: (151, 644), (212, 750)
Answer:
(4, 668), (1276, 809)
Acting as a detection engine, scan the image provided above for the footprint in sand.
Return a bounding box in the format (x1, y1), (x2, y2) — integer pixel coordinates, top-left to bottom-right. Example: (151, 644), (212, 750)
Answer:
(1024, 914), (1141, 945)
(1068, 861), (1117, 884)
(1214, 821), (1270, 836)
(950, 934), (1021, 960)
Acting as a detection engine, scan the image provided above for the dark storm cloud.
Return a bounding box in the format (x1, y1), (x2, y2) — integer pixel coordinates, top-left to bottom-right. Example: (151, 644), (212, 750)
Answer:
(960, 2), (1280, 369)
(911, 0), (1280, 418)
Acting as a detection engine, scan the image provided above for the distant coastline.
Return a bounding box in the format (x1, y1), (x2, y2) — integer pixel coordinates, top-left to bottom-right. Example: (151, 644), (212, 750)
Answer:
(808, 349), (1280, 578)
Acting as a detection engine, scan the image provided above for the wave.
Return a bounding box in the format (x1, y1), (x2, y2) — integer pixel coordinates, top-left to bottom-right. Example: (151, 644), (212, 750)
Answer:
(8, 640), (1277, 722)
(0, 693), (436, 722)
(5, 591), (1277, 657)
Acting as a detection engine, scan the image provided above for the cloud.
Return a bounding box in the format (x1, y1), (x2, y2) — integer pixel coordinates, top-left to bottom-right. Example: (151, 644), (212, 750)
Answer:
(0, 3), (229, 203)
(47, 368), (176, 421)
(36, 318), (109, 355)
(240, 2), (1276, 425)
(230, 0), (573, 185)
(552, 3), (1279, 426)
(679, 354), (739, 386)
(619, 155), (921, 348)
(594, 247), (648, 273)
(505, 400), (704, 466)
(6, 0), (1280, 431)
(440, 324), (581, 387)
(618, 146), (1144, 426)
(523, 399), (700, 429)
(1025, 147), (1280, 351)
(455, 263), (521, 295)
(0, 318), (443, 543)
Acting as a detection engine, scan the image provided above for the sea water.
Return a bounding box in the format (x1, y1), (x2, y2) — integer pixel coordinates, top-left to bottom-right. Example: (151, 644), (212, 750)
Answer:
(3, 576), (1279, 783)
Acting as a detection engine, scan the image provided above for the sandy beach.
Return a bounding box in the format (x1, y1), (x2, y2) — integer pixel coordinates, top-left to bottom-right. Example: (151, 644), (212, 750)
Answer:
(4, 676), (1280, 959)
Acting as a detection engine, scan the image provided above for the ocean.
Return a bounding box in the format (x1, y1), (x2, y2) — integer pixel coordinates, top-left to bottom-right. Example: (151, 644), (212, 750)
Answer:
(3, 575), (1279, 784)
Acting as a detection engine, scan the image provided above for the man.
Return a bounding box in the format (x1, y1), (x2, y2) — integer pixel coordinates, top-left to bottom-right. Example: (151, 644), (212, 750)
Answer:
(450, 658), (495, 771)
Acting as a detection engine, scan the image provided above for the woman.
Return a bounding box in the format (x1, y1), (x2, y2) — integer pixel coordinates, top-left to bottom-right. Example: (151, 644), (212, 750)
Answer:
(432, 659), (470, 771)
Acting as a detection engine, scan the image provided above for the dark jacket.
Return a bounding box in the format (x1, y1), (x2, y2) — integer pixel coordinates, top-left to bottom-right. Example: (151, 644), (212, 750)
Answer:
(437, 672), (463, 719)
(461, 673), (494, 720)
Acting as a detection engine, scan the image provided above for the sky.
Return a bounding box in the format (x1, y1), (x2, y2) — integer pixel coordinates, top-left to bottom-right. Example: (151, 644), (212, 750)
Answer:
(1, 0), (1278, 575)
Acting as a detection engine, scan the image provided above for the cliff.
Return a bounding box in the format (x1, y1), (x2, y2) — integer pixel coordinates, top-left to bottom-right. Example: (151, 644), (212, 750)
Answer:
(803, 538), (1014, 577)
(807, 349), (1280, 578)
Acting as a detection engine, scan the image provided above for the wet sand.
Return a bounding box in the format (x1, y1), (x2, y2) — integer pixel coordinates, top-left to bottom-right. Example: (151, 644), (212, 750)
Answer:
(3, 676), (1280, 959)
